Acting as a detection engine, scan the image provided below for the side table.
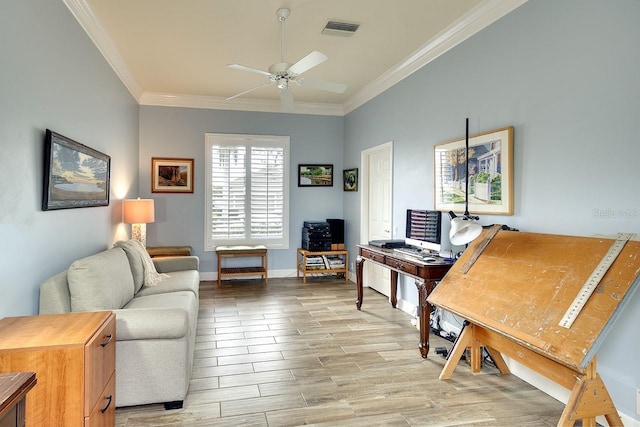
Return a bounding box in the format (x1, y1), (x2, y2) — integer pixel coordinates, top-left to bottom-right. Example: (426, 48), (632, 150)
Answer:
(146, 245), (192, 258)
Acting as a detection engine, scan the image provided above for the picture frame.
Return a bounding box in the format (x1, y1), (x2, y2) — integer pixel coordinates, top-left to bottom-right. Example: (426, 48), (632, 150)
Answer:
(434, 126), (514, 215)
(343, 168), (358, 192)
(42, 129), (110, 210)
(298, 164), (333, 187)
(151, 157), (194, 193)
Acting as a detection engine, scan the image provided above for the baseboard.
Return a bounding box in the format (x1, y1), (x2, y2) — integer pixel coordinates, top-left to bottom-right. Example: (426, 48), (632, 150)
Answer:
(199, 268), (299, 282)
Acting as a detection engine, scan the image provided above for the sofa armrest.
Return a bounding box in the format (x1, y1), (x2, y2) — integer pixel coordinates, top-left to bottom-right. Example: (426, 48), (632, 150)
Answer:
(113, 308), (189, 340)
(153, 256), (199, 273)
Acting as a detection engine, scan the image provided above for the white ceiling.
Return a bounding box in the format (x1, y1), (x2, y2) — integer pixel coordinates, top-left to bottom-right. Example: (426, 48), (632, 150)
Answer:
(65, 0), (526, 115)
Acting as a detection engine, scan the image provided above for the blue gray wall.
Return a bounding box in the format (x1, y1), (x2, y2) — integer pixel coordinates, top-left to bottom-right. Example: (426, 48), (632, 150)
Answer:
(138, 106), (344, 274)
(343, 0), (640, 421)
(0, 0), (139, 317)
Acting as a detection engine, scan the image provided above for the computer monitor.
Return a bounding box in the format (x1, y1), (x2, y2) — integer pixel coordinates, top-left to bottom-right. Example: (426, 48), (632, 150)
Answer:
(404, 209), (442, 253)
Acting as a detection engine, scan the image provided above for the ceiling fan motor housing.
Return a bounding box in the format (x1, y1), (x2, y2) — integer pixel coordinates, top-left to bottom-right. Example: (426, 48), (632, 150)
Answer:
(277, 8), (290, 22)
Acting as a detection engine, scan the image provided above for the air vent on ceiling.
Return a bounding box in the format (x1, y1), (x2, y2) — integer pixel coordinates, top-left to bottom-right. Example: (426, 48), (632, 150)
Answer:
(322, 20), (360, 37)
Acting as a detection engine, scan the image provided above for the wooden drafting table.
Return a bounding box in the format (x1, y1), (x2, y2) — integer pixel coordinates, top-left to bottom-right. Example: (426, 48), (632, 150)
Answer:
(428, 225), (640, 426)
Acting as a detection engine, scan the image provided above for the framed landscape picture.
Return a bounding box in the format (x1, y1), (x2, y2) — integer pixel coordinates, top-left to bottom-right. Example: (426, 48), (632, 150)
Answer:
(152, 157), (194, 193)
(42, 129), (110, 210)
(298, 164), (333, 187)
(434, 126), (514, 215)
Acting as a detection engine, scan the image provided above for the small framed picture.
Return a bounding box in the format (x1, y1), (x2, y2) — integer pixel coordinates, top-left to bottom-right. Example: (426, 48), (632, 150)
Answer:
(298, 164), (333, 187)
(151, 157), (194, 193)
(343, 168), (358, 192)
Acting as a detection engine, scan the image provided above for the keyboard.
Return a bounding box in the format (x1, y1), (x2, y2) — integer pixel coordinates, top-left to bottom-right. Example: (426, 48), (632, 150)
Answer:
(393, 247), (437, 261)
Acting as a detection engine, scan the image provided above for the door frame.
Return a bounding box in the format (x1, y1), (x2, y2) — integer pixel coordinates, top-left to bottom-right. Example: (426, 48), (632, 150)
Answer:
(359, 141), (394, 295)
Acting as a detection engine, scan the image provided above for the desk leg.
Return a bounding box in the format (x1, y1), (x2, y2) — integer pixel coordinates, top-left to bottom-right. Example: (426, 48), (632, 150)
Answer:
(415, 279), (431, 358)
(356, 255), (364, 310)
(390, 270), (398, 308)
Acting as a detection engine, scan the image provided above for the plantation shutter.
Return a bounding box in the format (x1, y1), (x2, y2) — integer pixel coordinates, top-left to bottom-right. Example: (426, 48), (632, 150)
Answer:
(210, 145), (246, 239)
(250, 146), (285, 238)
(205, 133), (289, 250)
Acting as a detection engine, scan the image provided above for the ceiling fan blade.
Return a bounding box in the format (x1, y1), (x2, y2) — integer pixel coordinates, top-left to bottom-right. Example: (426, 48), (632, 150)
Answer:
(227, 64), (272, 77)
(226, 82), (273, 101)
(279, 87), (294, 112)
(287, 51), (328, 76)
(299, 78), (347, 94)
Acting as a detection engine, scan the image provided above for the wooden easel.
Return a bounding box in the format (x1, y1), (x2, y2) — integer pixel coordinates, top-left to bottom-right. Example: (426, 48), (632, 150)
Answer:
(428, 226), (640, 427)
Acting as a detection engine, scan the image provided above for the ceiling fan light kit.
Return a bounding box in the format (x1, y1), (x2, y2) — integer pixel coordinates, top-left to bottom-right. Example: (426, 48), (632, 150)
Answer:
(226, 8), (347, 112)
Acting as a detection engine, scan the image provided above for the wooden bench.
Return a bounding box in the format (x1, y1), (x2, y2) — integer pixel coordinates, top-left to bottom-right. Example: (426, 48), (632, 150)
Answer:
(215, 245), (268, 287)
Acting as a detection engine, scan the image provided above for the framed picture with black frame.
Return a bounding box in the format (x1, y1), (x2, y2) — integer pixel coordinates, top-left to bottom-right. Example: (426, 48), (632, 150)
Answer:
(42, 129), (110, 210)
(343, 168), (358, 191)
(298, 164), (333, 187)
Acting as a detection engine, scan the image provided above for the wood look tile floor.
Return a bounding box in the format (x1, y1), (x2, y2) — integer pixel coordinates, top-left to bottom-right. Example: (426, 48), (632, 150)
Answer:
(115, 278), (567, 426)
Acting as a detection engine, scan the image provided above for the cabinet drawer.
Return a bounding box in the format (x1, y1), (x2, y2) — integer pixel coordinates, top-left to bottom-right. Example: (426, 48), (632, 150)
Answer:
(85, 373), (115, 427)
(385, 258), (418, 276)
(361, 249), (385, 263)
(84, 313), (116, 415)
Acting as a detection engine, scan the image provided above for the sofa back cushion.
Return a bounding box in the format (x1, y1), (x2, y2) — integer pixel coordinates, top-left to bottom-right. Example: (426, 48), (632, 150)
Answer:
(68, 248), (135, 311)
(114, 240), (145, 293)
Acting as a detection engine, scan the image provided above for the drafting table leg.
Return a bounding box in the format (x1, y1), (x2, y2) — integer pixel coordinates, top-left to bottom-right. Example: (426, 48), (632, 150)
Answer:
(484, 346), (510, 375)
(439, 323), (473, 379)
(558, 357), (622, 427)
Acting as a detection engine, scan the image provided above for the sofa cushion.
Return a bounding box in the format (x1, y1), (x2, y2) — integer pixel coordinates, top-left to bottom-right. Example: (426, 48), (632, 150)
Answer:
(135, 270), (200, 299)
(115, 240), (169, 290)
(114, 240), (145, 293)
(118, 291), (197, 340)
(68, 248), (135, 312)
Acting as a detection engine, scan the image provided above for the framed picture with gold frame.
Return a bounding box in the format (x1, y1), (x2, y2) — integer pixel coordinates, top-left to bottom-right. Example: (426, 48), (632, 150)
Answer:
(434, 126), (513, 215)
(151, 157), (194, 193)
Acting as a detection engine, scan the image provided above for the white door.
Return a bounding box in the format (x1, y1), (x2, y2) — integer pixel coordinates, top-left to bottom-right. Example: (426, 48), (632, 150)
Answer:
(361, 142), (393, 297)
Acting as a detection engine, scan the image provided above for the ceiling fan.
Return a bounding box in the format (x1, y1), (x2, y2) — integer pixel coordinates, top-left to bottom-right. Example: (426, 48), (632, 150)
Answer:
(226, 8), (347, 111)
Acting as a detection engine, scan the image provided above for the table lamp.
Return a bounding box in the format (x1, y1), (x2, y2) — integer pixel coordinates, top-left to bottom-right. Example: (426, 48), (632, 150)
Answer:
(123, 198), (155, 247)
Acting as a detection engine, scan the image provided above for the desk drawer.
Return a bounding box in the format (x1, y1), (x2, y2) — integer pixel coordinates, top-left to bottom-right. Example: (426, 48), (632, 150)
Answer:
(385, 258), (418, 276)
(361, 249), (385, 263)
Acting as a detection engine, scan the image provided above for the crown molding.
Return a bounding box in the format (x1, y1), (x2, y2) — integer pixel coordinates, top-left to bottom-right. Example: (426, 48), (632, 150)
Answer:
(66, 0), (526, 116)
(342, 0), (528, 115)
(139, 92), (345, 116)
(64, 0), (143, 101)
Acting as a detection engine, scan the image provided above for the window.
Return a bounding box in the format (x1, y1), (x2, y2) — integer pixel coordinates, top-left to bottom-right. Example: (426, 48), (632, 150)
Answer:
(205, 133), (290, 250)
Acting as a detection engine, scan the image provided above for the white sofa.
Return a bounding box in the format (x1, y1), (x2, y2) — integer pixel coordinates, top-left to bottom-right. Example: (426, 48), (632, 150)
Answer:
(39, 241), (199, 409)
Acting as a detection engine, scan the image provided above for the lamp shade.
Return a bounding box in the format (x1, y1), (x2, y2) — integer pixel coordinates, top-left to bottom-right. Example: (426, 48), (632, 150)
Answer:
(449, 212), (482, 246)
(123, 199), (155, 224)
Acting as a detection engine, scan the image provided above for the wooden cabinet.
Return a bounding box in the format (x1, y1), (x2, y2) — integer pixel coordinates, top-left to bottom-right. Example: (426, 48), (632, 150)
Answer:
(297, 249), (349, 283)
(0, 312), (116, 427)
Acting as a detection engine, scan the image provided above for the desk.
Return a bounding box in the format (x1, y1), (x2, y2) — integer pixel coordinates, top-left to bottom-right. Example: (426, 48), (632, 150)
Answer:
(356, 244), (453, 358)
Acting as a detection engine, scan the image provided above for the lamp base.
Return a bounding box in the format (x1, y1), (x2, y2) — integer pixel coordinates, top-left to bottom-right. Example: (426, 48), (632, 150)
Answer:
(131, 223), (147, 247)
